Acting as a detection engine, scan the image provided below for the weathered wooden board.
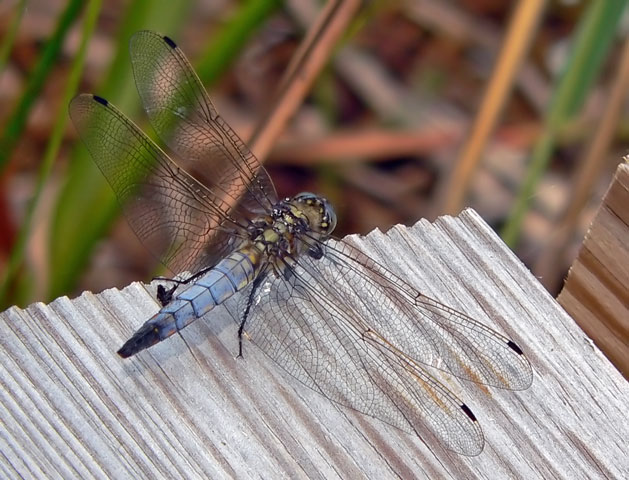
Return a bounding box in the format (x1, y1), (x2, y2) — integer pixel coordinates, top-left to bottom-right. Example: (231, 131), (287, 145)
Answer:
(558, 162), (629, 380)
(1, 209), (627, 479)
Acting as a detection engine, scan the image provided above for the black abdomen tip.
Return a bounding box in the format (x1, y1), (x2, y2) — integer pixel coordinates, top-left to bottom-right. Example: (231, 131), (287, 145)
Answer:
(117, 323), (162, 358)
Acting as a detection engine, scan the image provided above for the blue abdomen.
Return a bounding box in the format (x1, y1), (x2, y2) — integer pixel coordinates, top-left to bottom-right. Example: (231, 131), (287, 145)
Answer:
(117, 249), (258, 357)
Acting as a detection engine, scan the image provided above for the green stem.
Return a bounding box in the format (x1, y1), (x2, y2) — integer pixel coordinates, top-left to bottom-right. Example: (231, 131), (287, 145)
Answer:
(501, 0), (627, 247)
(0, 0), (104, 308)
(0, 0), (84, 172)
(0, 0), (26, 71)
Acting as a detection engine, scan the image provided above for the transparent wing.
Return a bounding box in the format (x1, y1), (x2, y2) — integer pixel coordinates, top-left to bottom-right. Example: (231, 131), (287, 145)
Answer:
(306, 238), (534, 390)
(238, 237), (533, 455)
(129, 30), (277, 218)
(69, 94), (248, 276)
(240, 253), (484, 455)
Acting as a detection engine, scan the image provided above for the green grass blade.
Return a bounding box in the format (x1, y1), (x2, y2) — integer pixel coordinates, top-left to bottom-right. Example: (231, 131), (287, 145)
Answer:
(0, 0), (104, 309)
(0, 0), (26, 71)
(0, 0), (84, 173)
(194, 0), (282, 84)
(47, 1), (195, 302)
(48, 1), (283, 301)
(501, 0), (628, 246)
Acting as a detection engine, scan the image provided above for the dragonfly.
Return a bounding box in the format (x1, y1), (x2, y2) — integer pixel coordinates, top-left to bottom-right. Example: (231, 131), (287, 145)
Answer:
(69, 30), (532, 456)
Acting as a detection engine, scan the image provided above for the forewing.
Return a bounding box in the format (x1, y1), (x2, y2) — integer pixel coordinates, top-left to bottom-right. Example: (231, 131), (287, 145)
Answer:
(129, 30), (277, 217)
(240, 259), (484, 455)
(304, 237), (534, 391)
(69, 94), (247, 276)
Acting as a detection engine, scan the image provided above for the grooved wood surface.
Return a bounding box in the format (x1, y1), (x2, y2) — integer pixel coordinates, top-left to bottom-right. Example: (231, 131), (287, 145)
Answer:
(558, 162), (629, 380)
(1, 210), (627, 479)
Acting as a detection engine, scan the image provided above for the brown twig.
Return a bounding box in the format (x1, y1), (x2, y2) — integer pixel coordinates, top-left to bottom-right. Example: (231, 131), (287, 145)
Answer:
(269, 126), (460, 166)
(440, 0), (545, 215)
(248, 0), (363, 161)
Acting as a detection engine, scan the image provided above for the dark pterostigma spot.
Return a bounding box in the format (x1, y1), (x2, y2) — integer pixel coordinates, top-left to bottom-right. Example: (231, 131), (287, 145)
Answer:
(507, 340), (524, 355)
(93, 95), (108, 106)
(163, 35), (177, 49)
(461, 403), (477, 422)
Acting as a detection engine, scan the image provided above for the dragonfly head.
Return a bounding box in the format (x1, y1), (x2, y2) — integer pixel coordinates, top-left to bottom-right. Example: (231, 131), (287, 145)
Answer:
(292, 192), (337, 238)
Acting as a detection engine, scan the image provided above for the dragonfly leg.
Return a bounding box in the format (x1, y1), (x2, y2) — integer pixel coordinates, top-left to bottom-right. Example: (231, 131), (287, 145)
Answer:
(156, 284), (178, 306)
(238, 272), (267, 358)
(153, 266), (216, 306)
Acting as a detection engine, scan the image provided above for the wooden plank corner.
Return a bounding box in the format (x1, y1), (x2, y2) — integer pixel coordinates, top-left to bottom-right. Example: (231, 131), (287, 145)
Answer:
(558, 161), (629, 379)
(0, 209), (627, 479)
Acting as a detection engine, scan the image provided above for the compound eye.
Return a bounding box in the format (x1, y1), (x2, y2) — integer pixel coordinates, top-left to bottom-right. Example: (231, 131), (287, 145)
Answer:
(321, 199), (337, 233)
(294, 191), (317, 203)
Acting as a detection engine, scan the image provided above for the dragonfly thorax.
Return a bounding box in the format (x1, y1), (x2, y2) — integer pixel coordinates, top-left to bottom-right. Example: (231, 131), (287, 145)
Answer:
(245, 193), (336, 265)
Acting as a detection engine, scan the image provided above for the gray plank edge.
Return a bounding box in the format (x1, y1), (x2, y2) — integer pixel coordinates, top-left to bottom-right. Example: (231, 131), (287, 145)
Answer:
(0, 209), (627, 480)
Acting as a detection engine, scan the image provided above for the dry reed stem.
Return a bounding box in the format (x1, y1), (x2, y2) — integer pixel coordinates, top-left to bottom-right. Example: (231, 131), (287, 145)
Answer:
(269, 126), (461, 166)
(441, 0), (545, 215)
(248, 0), (362, 161)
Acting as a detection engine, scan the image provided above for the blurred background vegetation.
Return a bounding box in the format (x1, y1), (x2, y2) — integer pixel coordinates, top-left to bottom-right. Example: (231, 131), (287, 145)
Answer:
(1, 0), (628, 309)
